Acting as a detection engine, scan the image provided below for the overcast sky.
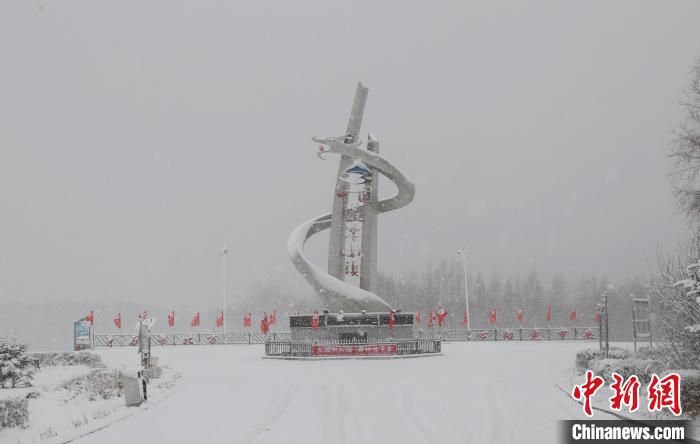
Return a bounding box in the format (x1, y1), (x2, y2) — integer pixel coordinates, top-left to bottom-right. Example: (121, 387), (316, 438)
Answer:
(1, 1), (699, 309)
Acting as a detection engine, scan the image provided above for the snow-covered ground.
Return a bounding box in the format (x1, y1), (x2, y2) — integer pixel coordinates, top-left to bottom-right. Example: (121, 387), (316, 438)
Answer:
(0, 341), (620, 444)
(0, 355), (180, 444)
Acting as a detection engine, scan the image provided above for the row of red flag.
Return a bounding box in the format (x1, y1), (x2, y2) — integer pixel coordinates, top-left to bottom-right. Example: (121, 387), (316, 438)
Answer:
(86, 310), (280, 331)
(417, 305), (584, 328)
(86, 305), (589, 333)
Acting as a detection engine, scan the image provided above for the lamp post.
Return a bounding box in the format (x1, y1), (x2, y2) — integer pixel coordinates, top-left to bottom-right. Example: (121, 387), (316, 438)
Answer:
(221, 245), (228, 338)
(599, 291), (609, 356)
(456, 249), (471, 330)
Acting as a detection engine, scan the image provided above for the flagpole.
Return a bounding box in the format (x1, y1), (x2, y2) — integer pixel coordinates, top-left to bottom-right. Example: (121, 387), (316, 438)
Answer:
(221, 245), (228, 339)
(457, 249), (470, 330)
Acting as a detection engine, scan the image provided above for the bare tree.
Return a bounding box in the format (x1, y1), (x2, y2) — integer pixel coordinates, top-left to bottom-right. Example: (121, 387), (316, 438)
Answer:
(671, 60), (700, 220)
(645, 231), (700, 368)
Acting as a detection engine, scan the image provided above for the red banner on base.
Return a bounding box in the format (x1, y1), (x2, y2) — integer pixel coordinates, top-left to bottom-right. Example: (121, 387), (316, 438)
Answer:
(311, 344), (398, 356)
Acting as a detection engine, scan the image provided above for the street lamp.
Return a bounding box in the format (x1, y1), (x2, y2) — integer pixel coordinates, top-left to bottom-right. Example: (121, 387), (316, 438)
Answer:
(456, 249), (471, 330)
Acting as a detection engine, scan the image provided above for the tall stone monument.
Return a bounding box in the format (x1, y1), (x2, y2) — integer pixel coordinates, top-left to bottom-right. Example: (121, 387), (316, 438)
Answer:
(288, 82), (416, 342)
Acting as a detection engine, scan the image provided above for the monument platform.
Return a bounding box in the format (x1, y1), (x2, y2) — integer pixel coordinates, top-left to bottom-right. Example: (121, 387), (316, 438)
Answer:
(267, 312), (440, 358)
(289, 312), (415, 342)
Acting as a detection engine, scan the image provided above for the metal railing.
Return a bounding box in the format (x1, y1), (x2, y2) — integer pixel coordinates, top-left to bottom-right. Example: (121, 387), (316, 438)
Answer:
(94, 332), (291, 347)
(93, 327), (597, 347)
(264, 339), (442, 357)
(420, 326), (598, 342)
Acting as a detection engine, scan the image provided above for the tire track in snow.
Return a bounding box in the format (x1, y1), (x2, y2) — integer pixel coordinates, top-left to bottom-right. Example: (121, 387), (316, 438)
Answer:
(318, 377), (352, 444)
(401, 381), (442, 444)
(238, 379), (293, 444)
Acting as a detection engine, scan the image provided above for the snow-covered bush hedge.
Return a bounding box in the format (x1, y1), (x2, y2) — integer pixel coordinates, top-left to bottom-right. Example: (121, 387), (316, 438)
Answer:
(0, 396), (29, 429)
(636, 345), (686, 370)
(575, 347), (629, 374)
(143, 357), (162, 381)
(29, 351), (104, 368)
(59, 369), (123, 401)
(680, 371), (700, 417)
(590, 357), (663, 383)
(0, 337), (35, 388)
(577, 347), (664, 383)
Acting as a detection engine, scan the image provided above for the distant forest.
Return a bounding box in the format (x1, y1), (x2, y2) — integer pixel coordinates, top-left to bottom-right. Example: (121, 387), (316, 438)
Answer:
(243, 257), (651, 341)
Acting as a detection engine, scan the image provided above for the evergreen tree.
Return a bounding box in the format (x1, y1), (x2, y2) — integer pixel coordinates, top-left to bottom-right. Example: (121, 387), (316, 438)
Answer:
(0, 337), (35, 388)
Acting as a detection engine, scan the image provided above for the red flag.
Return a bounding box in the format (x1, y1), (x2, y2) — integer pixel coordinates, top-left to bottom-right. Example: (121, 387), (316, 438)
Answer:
(191, 312), (200, 327)
(463, 310), (469, 327)
(436, 308), (448, 327)
(86, 310), (94, 325)
(167, 311), (175, 327)
(570, 308), (577, 322)
(270, 310), (277, 325)
(415, 310), (421, 324)
(260, 315), (270, 334)
(295, 308), (300, 316)
(113, 313), (121, 329)
(516, 309), (524, 323)
(489, 309), (497, 324)
(311, 310), (319, 331)
(427, 311), (435, 329)
(545, 305), (552, 322)
(216, 311), (224, 327)
(594, 312), (601, 322)
(389, 311), (396, 333)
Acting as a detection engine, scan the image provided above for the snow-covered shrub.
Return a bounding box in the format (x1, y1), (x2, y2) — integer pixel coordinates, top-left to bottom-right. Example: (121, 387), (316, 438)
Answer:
(71, 413), (89, 429)
(38, 426), (57, 440)
(590, 357), (663, 384)
(680, 372), (700, 417)
(59, 369), (123, 401)
(636, 345), (686, 370)
(0, 337), (35, 388)
(575, 347), (629, 374)
(0, 397), (29, 429)
(29, 351), (104, 368)
(143, 358), (162, 381)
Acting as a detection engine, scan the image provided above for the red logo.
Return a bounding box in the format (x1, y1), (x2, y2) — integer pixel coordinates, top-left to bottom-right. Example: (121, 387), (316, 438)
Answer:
(648, 373), (682, 416)
(573, 371), (682, 416)
(572, 370), (606, 416)
(609, 372), (640, 412)
(477, 331), (491, 340)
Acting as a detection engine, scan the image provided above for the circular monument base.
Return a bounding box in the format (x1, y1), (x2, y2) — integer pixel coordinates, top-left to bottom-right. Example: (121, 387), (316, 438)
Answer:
(266, 312), (440, 359)
(289, 312), (416, 343)
(263, 352), (443, 361)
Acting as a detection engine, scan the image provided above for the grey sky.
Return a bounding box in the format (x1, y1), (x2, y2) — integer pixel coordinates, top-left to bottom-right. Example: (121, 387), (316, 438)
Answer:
(1, 1), (699, 310)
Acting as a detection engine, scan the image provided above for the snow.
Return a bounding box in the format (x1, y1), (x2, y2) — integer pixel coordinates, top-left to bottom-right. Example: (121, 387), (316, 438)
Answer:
(0, 356), (180, 444)
(2, 342), (622, 444)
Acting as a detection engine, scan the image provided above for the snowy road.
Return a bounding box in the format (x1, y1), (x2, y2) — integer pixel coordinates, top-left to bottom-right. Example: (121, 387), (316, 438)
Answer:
(79, 342), (606, 444)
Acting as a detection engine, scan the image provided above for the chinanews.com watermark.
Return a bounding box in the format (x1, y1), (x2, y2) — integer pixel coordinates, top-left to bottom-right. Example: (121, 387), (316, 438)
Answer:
(560, 371), (689, 443)
(560, 421), (687, 443)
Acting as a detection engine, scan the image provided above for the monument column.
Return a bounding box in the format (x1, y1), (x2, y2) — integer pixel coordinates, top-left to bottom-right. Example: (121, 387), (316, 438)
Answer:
(327, 82), (368, 281)
(359, 134), (379, 294)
